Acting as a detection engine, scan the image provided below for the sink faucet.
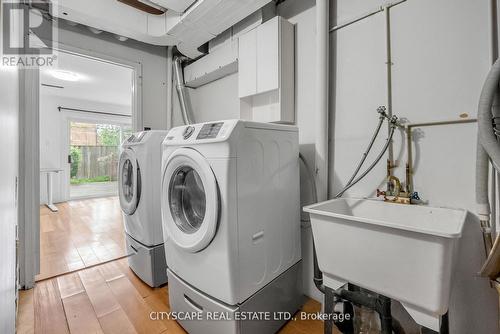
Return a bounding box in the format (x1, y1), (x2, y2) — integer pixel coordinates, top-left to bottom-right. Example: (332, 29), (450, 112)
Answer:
(377, 173), (420, 205)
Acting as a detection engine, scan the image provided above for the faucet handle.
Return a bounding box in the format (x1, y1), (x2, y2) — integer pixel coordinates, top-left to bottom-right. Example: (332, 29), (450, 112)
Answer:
(410, 192), (421, 201)
(376, 189), (386, 198)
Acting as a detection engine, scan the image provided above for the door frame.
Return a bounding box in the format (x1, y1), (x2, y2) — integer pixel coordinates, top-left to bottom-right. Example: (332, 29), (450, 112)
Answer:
(19, 42), (143, 288)
(51, 45), (143, 131)
(62, 113), (132, 201)
(18, 68), (40, 289)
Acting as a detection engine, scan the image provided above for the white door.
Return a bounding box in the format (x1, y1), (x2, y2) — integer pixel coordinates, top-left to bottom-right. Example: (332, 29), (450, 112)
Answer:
(162, 148), (219, 253)
(118, 148), (141, 215)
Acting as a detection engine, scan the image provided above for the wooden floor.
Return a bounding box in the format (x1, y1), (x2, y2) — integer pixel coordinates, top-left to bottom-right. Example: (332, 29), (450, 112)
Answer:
(38, 197), (127, 281)
(17, 258), (336, 334)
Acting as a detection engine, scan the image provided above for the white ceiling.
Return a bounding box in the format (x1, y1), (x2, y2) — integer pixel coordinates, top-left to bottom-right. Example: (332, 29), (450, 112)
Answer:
(53, 0), (272, 58)
(40, 51), (133, 109)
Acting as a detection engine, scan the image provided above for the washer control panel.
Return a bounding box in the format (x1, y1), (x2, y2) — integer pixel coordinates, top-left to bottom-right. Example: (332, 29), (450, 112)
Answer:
(126, 131), (147, 143)
(196, 122), (223, 140)
(164, 120), (238, 144)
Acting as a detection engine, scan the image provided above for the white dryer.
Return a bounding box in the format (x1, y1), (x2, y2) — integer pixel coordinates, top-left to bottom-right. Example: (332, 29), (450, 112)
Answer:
(161, 120), (303, 334)
(119, 130), (168, 287)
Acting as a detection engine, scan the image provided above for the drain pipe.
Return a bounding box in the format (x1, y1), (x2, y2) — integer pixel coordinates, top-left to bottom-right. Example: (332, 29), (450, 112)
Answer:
(490, 0), (500, 238)
(478, 59), (500, 169)
(477, 19), (500, 266)
(315, 0), (329, 203)
(477, 60), (500, 278)
(313, 0), (329, 294)
(490, 0), (500, 236)
(173, 55), (194, 125)
(477, 144), (493, 257)
(476, 0), (498, 264)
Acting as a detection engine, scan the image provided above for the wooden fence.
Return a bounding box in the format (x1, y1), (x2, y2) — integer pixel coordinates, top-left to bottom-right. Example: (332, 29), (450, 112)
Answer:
(72, 146), (119, 181)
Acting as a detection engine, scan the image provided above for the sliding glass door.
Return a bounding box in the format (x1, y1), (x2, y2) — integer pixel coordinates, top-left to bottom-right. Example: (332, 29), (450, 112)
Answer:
(69, 121), (133, 199)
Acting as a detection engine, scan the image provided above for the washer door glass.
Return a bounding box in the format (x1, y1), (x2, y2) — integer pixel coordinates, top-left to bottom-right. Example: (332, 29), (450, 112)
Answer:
(162, 148), (219, 253)
(119, 149), (140, 215)
(169, 166), (206, 234)
(122, 159), (135, 203)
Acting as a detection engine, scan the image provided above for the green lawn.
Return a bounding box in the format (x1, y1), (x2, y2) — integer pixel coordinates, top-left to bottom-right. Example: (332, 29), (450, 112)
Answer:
(70, 176), (112, 185)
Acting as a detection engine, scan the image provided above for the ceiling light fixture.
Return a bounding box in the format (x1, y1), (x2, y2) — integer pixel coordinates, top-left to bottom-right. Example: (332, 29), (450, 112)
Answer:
(48, 70), (82, 82)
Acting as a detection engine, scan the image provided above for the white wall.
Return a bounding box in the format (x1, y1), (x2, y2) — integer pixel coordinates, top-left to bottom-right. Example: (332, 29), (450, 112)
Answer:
(171, 0), (498, 332)
(56, 21), (169, 131)
(0, 65), (19, 333)
(39, 92), (131, 204)
(171, 73), (240, 126)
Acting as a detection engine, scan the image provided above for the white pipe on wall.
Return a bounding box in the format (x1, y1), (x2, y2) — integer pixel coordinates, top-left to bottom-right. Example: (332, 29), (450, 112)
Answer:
(490, 0), (499, 235)
(384, 6), (394, 164)
(329, 0), (406, 33)
(315, 0), (329, 201)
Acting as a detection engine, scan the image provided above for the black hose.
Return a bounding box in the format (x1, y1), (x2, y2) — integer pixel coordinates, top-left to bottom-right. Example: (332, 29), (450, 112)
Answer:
(299, 153), (318, 225)
(312, 240), (325, 293)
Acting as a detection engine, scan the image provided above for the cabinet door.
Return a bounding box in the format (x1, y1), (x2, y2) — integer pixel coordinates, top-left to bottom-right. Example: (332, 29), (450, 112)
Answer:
(238, 28), (257, 98)
(256, 17), (279, 94)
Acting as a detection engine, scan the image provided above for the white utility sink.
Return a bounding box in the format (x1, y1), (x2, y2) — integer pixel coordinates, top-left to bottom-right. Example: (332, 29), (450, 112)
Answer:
(304, 198), (467, 331)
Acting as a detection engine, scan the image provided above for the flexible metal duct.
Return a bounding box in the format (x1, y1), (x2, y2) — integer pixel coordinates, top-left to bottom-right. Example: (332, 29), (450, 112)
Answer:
(173, 56), (194, 125)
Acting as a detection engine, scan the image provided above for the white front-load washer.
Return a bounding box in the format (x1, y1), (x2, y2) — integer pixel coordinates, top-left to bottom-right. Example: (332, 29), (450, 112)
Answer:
(119, 130), (168, 287)
(161, 120), (303, 334)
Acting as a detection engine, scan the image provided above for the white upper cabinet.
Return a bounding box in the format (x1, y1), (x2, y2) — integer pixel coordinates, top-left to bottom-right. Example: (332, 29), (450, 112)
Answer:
(256, 17), (279, 94)
(238, 28), (258, 98)
(238, 16), (295, 123)
(238, 16), (283, 98)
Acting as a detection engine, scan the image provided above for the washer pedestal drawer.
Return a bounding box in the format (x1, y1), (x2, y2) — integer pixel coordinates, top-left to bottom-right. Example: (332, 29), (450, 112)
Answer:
(126, 233), (167, 287)
(168, 261), (304, 334)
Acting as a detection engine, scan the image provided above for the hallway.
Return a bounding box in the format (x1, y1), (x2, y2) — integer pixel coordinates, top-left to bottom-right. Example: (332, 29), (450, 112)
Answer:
(70, 181), (119, 200)
(38, 197), (127, 281)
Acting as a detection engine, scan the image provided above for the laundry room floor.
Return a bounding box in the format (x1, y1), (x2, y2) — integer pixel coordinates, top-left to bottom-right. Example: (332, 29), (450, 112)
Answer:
(38, 197), (127, 281)
(17, 258), (337, 334)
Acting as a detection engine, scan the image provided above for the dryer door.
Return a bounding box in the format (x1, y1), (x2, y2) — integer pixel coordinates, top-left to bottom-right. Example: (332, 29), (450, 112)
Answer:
(162, 148), (219, 253)
(119, 148), (141, 215)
